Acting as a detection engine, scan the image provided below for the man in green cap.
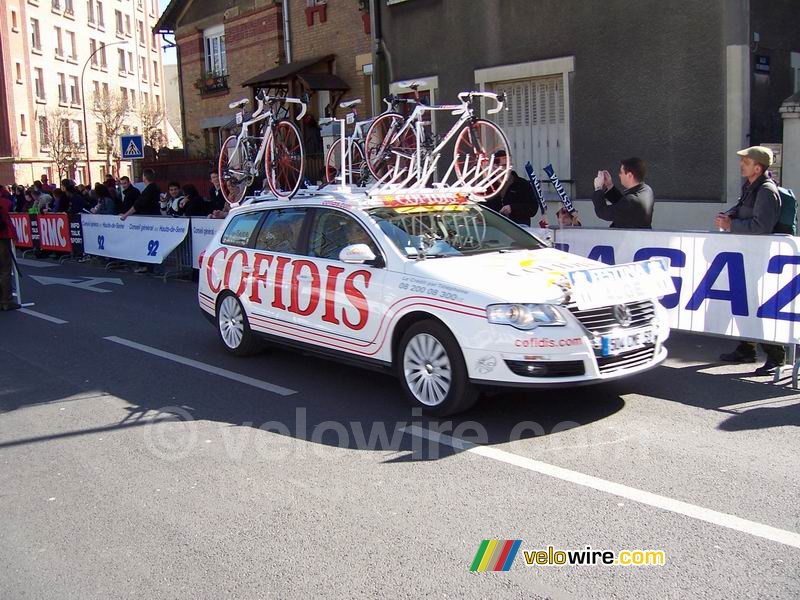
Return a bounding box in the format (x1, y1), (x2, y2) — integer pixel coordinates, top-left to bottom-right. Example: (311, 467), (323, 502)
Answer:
(715, 145), (784, 374)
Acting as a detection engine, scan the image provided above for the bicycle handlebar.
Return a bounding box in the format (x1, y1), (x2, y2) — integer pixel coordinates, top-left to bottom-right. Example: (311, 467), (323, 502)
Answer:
(457, 91), (505, 115)
(254, 90), (308, 120)
(382, 94), (417, 111)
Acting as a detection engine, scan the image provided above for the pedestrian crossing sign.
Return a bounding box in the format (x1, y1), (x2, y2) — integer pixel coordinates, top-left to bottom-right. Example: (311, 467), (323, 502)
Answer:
(120, 134), (145, 160)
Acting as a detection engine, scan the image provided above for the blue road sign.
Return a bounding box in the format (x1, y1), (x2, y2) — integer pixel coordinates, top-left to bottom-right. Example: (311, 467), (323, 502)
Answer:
(120, 135), (145, 160)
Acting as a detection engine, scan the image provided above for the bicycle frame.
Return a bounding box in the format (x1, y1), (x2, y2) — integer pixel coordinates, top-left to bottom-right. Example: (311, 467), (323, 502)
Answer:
(229, 93), (308, 181)
(378, 91), (505, 190)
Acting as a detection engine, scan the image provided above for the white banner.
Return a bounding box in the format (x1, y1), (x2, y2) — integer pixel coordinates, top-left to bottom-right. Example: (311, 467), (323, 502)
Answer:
(555, 228), (800, 344)
(190, 218), (225, 268)
(80, 215), (190, 264)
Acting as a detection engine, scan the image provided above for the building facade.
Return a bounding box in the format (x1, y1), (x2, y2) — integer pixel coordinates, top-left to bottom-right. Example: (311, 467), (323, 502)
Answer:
(0, 0), (169, 185)
(376, 0), (800, 228)
(155, 0), (372, 165)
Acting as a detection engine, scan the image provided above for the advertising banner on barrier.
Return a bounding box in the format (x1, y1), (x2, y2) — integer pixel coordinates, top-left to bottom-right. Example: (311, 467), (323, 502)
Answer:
(9, 213), (32, 248)
(80, 215), (190, 264)
(69, 214), (84, 255)
(190, 218), (225, 268)
(555, 228), (800, 344)
(37, 213), (73, 252)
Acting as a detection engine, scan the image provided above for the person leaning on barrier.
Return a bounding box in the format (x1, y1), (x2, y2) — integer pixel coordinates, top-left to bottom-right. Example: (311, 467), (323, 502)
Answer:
(178, 184), (207, 217)
(591, 157), (654, 228)
(207, 171), (225, 215)
(90, 183), (116, 215)
(121, 168), (160, 221)
(0, 185), (20, 311)
(716, 145), (785, 375)
(119, 176), (140, 215)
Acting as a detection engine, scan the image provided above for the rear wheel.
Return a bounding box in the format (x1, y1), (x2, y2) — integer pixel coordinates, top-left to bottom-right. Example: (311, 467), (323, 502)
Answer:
(217, 294), (261, 356)
(397, 320), (479, 416)
(265, 121), (305, 199)
(325, 139), (368, 186)
(364, 112), (416, 181)
(453, 119), (511, 199)
(218, 135), (252, 204)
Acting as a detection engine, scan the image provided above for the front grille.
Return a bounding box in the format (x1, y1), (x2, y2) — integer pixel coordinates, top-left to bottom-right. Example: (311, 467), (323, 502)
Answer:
(505, 360), (585, 378)
(596, 345), (656, 374)
(566, 300), (655, 337)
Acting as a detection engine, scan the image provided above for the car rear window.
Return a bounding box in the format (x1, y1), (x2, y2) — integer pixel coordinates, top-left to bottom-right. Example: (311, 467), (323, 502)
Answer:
(221, 212), (262, 247)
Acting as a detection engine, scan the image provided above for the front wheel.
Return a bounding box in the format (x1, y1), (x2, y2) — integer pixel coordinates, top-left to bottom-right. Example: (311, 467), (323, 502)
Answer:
(453, 119), (511, 199)
(397, 320), (479, 416)
(364, 112), (416, 182)
(217, 294), (261, 356)
(325, 139), (368, 186)
(265, 121), (305, 199)
(218, 135), (252, 205)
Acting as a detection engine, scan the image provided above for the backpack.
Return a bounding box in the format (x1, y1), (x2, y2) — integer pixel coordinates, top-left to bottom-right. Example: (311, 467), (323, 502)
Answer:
(774, 186), (797, 235)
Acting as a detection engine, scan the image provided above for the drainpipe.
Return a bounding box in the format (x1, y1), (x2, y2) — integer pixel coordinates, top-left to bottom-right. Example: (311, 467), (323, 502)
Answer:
(369, 0), (381, 115)
(176, 41), (188, 158)
(282, 0), (292, 64)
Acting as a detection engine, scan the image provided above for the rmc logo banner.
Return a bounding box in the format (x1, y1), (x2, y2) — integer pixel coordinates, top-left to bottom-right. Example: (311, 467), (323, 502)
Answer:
(37, 213), (73, 252)
(555, 228), (800, 345)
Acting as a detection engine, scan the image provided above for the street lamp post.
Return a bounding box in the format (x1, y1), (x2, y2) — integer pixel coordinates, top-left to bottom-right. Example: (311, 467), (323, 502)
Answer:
(81, 40), (127, 187)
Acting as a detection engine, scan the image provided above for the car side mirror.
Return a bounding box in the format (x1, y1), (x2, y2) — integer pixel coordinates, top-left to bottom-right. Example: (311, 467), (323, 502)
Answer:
(340, 243), (378, 265)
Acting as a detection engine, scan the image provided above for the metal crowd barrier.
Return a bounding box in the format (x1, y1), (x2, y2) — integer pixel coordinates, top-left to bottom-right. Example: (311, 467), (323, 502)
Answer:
(160, 231), (194, 281)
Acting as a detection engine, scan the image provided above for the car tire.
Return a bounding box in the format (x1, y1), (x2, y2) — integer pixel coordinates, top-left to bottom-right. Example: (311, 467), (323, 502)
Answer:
(397, 320), (479, 416)
(217, 294), (261, 356)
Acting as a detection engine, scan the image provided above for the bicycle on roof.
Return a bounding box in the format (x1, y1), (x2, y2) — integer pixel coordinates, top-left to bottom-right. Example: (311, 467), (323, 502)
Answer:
(218, 90), (308, 202)
(322, 98), (374, 188)
(363, 81), (511, 198)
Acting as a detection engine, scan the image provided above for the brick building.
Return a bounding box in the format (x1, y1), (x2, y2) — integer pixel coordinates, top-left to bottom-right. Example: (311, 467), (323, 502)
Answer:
(155, 0), (373, 171)
(0, 0), (168, 185)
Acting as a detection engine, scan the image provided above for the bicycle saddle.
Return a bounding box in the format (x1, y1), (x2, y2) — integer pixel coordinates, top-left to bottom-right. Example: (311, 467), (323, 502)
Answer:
(340, 99), (362, 108)
(398, 80), (427, 90)
(228, 98), (250, 110)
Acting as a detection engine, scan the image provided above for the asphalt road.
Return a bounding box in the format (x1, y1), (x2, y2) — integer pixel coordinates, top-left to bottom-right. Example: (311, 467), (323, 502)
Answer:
(1, 256), (798, 600)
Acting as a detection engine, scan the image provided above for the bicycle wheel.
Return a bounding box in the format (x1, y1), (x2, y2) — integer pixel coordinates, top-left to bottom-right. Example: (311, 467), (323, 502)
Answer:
(264, 121), (305, 199)
(364, 112), (416, 181)
(218, 135), (251, 204)
(325, 139), (368, 186)
(453, 119), (511, 199)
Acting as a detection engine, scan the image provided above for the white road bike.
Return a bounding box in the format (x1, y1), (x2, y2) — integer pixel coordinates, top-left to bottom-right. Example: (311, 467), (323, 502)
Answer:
(322, 98), (373, 187)
(363, 82), (511, 197)
(218, 90), (308, 202)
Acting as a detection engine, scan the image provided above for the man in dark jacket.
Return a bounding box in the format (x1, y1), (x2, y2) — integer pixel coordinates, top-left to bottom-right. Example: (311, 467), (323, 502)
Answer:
(0, 186), (20, 310)
(119, 176), (140, 214)
(206, 171), (226, 215)
(485, 171), (538, 226)
(121, 169), (160, 220)
(716, 146), (784, 375)
(591, 157), (653, 228)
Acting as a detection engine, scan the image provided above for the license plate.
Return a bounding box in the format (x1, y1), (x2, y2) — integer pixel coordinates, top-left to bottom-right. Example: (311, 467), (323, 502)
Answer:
(601, 328), (655, 356)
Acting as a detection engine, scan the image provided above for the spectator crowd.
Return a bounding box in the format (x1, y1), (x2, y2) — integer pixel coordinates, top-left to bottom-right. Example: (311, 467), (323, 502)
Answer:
(1, 170), (228, 219)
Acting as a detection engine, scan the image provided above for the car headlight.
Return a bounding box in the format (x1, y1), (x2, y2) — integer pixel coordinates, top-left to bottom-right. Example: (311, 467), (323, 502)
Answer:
(486, 304), (566, 329)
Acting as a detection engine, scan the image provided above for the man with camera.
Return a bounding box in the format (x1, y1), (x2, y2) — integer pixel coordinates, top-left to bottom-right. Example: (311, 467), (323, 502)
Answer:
(591, 157), (654, 228)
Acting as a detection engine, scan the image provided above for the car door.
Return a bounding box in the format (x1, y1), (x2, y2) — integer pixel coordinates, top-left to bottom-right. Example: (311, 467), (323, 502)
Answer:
(246, 207), (310, 329)
(303, 208), (388, 358)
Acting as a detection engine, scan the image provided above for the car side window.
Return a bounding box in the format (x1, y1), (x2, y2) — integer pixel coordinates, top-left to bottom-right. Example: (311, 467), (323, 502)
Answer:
(220, 213), (262, 247)
(308, 209), (379, 261)
(254, 208), (307, 255)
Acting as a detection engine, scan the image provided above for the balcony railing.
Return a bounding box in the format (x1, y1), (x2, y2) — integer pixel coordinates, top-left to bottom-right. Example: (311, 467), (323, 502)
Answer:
(198, 74), (228, 95)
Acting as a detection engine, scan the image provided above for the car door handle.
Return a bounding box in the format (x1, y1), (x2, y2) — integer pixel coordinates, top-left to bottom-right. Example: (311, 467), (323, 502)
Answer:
(296, 274), (312, 281)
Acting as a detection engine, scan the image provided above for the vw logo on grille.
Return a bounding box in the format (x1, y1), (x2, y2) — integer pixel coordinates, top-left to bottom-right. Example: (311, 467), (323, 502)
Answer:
(613, 304), (633, 327)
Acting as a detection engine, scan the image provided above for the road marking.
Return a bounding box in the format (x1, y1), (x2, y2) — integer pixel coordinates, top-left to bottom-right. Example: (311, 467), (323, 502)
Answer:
(30, 275), (124, 294)
(401, 425), (800, 550)
(18, 308), (68, 325)
(16, 258), (58, 268)
(104, 336), (297, 396)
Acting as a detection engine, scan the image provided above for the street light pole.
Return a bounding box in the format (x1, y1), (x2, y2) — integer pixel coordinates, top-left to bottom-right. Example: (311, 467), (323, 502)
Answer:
(81, 40), (127, 187)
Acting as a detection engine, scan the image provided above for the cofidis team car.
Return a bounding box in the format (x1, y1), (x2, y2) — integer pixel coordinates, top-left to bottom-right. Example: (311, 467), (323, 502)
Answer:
(198, 192), (671, 415)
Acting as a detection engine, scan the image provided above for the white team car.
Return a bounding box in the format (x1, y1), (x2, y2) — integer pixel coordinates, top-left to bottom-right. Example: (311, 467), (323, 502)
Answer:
(198, 191), (670, 415)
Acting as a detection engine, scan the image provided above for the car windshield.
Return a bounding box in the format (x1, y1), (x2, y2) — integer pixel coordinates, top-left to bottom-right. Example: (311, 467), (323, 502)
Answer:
(366, 202), (546, 258)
